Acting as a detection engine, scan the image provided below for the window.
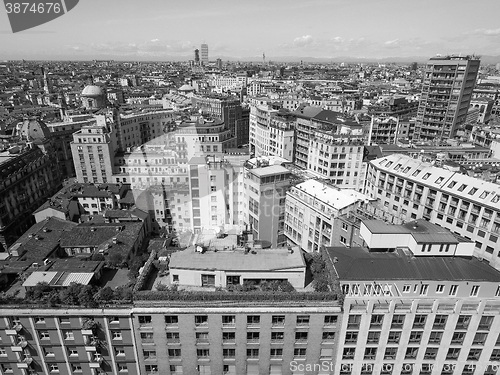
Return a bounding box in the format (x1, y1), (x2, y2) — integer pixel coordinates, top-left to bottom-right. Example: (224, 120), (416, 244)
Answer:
(405, 347), (418, 359)
(296, 315), (309, 325)
(196, 332), (209, 343)
(223, 348), (235, 358)
(166, 332), (180, 342)
(115, 348), (126, 356)
(473, 332), (487, 345)
(295, 331), (308, 342)
(479, 316), (493, 330)
(347, 314), (361, 328)
(413, 315), (426, 328)
(387, 331), (401, 343)
(69, 348), (79, 356)
(247, 332), (259, 342)
(451, 332), (465, 344)
(247, 315), (260, 326)
(491, 349), (500, 361)
(322, 331), (335, 341)
(324, 315), (337, 325)
(118, 365), (128, 373)
(370, 314), (384, 327)
(345, 331), (358, 343)
(140, 332), (154, 342)
(364, 347), (377, 360)
(384, 347), (397, 360)
(428, 331), (442, 344)
(223, 331), (235, 342)
(433, 315), (447, 329)
(446, 348), (460, 360)
(270, 348), (283, 358)
(424, 348), (438, 360)
(195, 315), (208, 326)
(112, 331), (122, 339)
(49, 364), (59, 372)
(470, 285), (480, 296)
(458, 184), (467, 192)
(165, 315), (178, 325)
(294, 348), (306, 358)
(145, 365), (158, 374)
(143, 349), (156, 360)
(409, 331), (422, 343)
(468, 349), (482, 360)
(272, 315), (285, 326)
(222, 315), (235, 325)
(138, 316), (152, 325)
(34, 317), (45, 324)
(247, 348), (259, 358)
(343, 348), (355, 359)
(39, 331), (50, 340)
(391, 315), (405, 328)
(271, 332), (284, 342)
(449, 284), (458, 296)
(436, 284), (445, 293)
(402, 284), (411, 293)
(367, 331), (380, 343)
(60, 317), (71, 324)
(456, 315), (470, 330)
(168, 349), (181, 357)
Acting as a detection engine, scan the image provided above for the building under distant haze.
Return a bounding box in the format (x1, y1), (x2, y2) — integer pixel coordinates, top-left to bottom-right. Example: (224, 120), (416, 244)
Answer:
(201, 43), (209, 65)
(413, 55), (480, 142)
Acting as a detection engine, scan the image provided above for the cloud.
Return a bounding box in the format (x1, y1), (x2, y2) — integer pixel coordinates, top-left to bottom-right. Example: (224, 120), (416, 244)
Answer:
(474, 28), (500, 36)
(293, 35), (314, 47)
(150, 38), (160, 43)
(384, 39), (400, 47)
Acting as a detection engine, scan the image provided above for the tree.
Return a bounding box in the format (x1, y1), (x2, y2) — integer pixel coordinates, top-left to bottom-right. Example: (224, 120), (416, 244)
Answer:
(78, 285), (97, 307)
(95, 286), (114, 302)
(59, 283), (81, 305)
(27, 282), (51, 300)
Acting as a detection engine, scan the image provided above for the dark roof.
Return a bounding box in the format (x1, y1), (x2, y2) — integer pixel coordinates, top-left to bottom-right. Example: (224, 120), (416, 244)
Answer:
(9, 217), (77, 261)
(324, 247), (500, 282)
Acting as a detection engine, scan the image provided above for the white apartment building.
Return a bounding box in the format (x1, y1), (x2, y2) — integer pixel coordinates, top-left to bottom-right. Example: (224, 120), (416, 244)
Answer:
(285, 179), (370, 252)
(307, 130), (366, 191)
(365, 153), (500, 270)
(249, 104), (295, 162)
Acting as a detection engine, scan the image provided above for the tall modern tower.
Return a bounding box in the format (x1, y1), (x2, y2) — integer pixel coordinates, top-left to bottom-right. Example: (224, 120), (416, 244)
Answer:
(194, 49), (200, 65)
(413, 55), (480, 142)
(201, 43), (209, 65)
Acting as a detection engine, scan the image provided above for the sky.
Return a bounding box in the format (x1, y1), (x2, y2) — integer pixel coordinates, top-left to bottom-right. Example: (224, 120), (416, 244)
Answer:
(1, 0), (500, 61)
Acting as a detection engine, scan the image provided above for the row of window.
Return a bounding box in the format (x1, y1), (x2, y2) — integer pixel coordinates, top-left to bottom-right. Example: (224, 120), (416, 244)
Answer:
(342, 346), (500, 361)
(347, 314), (494, 330)
(160, 314), (338, 326)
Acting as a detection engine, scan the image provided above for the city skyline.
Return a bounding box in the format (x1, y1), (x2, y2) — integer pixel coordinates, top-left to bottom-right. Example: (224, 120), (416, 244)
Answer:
(1, 0), (500, 61)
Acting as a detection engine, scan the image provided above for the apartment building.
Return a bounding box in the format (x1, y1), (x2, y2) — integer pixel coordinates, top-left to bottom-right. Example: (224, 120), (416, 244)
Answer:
(324, 239), (500, 375)
(245, 160), (295, 247)
(413, 55), (480, 142)
(306, 131), (365, 191)
(250, 103), (296, 162)
(364, 153), (500, 270)
(188, 154), (246, 234)
(0, 145), (61, 251)
(284, 179), (370, 252)
(71, 124), (116, 184)
(0, 309), (139, 375)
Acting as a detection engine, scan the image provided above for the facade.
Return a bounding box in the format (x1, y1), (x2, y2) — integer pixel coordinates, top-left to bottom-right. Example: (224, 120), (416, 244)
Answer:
(413, 55), (480, 142)
(191, 94), (247, 146)
(0, 309), (139, 375)
(284, 179), (370, 252)
(249, 104), (295, 162)
(81, 85), (107, 110)
(245, 162), (294, 247)
(71, 124), (116, 184)
(188, 155), (246, 234)
(200, 44), (209, 65)
(306, 131), (365, 191)
(325, 245), (500, 375)
(364, 153), (500, 270)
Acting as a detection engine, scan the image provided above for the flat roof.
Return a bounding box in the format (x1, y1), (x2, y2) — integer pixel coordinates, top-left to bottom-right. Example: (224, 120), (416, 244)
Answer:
(293, 179), (369, 210)
(170, 247), (305, 272)
(250, 165), (290, 178)
(324, 247), (500, 282)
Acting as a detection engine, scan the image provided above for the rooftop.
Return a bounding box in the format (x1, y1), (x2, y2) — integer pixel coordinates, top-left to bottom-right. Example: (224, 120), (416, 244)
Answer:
(249, 164), (290, 178)
(292, 179), (370, 211)
(170, 247), (305, 272)
(324, 247), (500, 282)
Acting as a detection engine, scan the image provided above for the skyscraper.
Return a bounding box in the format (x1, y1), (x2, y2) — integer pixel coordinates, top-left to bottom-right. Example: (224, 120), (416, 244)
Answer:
(201, 43), (208, 65)
(194, 49), (200, 65)
(413, 55), (480, 142)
